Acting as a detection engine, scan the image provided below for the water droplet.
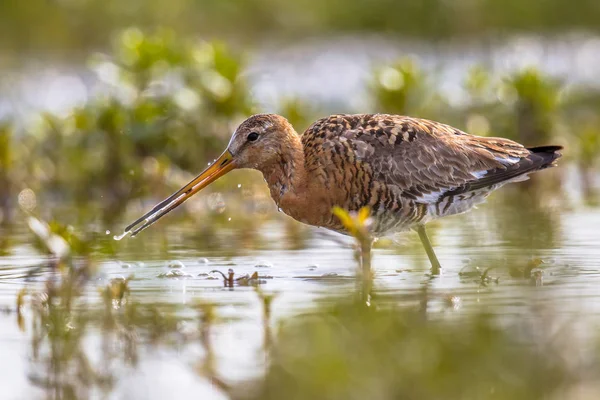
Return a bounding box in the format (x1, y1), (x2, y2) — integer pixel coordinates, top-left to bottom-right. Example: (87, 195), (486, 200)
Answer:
(18, 188), (37, 212)
(208, 193), (226, 213)
(237, 184), (242, 188)
(113, 231), (130, 241)
(228, 217), (231, 221)
(198, 258), (210, 264)
(105, 230), (111, 235)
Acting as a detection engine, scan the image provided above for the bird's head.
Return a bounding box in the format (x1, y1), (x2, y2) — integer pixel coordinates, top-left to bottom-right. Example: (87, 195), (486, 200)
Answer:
(227, 113), (297, 170)
(120, 114), (297, 237)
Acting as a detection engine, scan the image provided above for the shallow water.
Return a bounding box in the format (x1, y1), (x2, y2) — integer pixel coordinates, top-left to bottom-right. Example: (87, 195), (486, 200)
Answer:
(1, 180), (600, 399)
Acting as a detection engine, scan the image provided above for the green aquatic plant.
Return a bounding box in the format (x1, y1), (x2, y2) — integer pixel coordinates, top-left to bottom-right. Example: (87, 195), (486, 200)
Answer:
(194, 300), (227, 390)
(464, 65), (494, 104)
(566, 108), (600, 204)
(277, 98), (314, 133)
(17, 212), (192, 398)
(370, 58), (429, 116)
(462, 65), (499, 137)
(102, 275), (132, 308)
(256, 286), (277, 350)
(461, 65), (564, 147)
(575, 124), (600, 170)
(503, 67), (561, 145)
(0, 121), (13, 223)
(241, 299), (575, 400)
(210, 268), (264, 287)
(18, 28), (254, 224)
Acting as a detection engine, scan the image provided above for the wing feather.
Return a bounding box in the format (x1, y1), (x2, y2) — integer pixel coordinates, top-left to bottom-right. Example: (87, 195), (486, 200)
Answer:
(303, 114), (536, 205)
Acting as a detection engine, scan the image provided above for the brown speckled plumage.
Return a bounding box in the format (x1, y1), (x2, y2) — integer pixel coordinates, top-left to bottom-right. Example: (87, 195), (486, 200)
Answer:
(123, 113), (562, 260)
(263, 113), (561, 235)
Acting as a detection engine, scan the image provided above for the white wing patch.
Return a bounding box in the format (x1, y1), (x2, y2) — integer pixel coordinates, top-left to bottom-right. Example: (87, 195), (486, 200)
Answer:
(415, 190), (448, 204)
(496, 156), (521, 165)
(471, 170), (487, 179)
(470, 155), (522, 180)
(414, 155), (524, 205)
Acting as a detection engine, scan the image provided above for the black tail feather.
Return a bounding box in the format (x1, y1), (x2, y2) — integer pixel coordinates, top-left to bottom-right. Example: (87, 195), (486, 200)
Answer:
(443, 144), (562, 198)
(526, 145), (563, 169)
(527, 145), (564, 153)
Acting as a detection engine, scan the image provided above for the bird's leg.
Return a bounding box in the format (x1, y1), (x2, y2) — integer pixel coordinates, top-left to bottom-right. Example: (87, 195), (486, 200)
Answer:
(359, 238), (373, 275)
(357, 238), (374, 306)
(416, 225), (442, 275)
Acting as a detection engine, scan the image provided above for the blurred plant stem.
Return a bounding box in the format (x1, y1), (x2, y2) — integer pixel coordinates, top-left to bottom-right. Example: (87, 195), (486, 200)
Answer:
(196, 301), (231, 393)
(508, 68), (559, 146)
(573, 118), (600, 205)
(0, 122), (13, 224)
(371, 58), (432, 117)
(256, 287), (276, 351)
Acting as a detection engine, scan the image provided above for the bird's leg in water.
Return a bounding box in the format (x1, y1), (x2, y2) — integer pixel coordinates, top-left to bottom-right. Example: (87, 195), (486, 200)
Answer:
(358, 239), (374, 305)
(416, 225), (442, 275)
(360, 239), (373, 275)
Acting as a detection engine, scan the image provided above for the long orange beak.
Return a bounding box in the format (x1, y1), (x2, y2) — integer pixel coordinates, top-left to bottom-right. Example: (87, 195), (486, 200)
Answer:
(118, 150), (235, 238)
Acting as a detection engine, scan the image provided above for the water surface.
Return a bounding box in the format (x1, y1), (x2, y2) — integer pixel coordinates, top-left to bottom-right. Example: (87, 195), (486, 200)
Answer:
(1, 183), (599, 398)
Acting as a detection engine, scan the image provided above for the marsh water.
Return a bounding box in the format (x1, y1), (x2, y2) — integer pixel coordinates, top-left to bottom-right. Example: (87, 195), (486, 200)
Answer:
(1, 164), (600, 399)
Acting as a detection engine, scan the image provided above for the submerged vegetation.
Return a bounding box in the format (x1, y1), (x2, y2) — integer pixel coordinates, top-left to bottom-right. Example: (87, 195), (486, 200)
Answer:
(246, 301), (577, 400)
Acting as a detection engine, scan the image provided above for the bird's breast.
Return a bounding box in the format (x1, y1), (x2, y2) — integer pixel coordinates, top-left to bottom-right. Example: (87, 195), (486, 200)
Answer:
(272, 184), (341, 230)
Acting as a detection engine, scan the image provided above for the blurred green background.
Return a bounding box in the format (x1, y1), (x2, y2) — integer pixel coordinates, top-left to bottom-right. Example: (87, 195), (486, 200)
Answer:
(1, 0), (599, 228)
(2, 0), (600, 58)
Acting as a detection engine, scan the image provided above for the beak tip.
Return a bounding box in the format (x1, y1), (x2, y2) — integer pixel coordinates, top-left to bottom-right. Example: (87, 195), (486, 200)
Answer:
(121, 149), (235, 237)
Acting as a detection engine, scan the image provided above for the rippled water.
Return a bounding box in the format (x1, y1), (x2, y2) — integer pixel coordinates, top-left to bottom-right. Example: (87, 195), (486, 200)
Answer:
(1, 179), (600, 398)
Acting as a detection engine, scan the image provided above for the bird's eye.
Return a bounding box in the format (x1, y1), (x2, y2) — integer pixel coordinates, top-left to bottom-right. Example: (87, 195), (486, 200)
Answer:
(247, 132), (259, 142)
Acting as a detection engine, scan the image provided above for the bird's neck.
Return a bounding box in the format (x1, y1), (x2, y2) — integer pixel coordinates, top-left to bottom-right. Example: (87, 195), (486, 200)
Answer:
(261, 134), (307, 204)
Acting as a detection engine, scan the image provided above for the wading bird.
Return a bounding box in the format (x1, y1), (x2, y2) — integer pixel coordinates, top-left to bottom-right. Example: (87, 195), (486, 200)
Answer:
(119, 114), (562, 273)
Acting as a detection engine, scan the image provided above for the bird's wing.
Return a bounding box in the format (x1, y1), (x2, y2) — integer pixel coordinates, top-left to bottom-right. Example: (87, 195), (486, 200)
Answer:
(304, 114), (534, 204)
